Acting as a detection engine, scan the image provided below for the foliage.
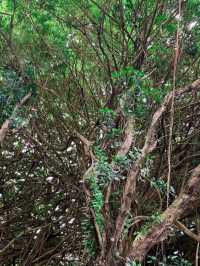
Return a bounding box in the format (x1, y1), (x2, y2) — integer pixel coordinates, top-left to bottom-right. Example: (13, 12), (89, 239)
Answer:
(0, 0), (200, 265)
(126, 260), (141, 266)
(0, 68), (35, 126)
(134, 212), (162, 241)
(147, 255), (193, 266)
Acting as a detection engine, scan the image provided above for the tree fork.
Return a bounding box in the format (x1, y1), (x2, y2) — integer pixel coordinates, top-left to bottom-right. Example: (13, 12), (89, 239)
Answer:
(99, 79), (200, 265)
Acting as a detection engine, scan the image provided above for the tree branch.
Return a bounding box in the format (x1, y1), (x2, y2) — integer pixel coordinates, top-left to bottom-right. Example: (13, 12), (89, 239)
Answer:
(0, 92), (32, 144)
(126, 164), (200, 263)
(109, 79), (200, 257)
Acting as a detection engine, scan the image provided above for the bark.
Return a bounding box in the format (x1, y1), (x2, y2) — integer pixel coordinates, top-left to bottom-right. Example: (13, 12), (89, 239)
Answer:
(112, 79), (200, 248)
(126, 164), (200, 263)
(99, 117), (134, 264)
(99, 79), (200, 265)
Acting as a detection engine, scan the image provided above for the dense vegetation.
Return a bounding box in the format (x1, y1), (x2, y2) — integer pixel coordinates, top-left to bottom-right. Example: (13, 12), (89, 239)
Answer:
(0, 0), (200, 265)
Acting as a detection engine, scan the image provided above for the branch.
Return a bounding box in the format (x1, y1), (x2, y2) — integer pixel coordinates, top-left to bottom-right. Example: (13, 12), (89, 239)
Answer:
(0, 92), (32, 144)
(117, 117), (134, 157)
(75, 132), (103, 248)
(91, 208), (103, 248)
(126, 164), (200, 263)
(175, 221), (200, 242)
(111, 79), (200, 252)
(0, 222), (50, 255)
(100, 117), (134, 255)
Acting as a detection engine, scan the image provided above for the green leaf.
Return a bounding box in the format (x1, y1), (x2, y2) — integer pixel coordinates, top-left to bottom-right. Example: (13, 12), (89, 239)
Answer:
(90, 4), (101, 18)
(165, 23), (177, 33)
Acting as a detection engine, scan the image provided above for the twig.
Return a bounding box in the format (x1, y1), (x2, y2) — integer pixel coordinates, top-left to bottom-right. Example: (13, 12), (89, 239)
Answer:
(0, 223), (50, 254)
(175, 220), (200, 242)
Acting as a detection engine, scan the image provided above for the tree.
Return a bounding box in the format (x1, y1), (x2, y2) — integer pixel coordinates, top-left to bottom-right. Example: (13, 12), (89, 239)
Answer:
(0, 0), (200, 265)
